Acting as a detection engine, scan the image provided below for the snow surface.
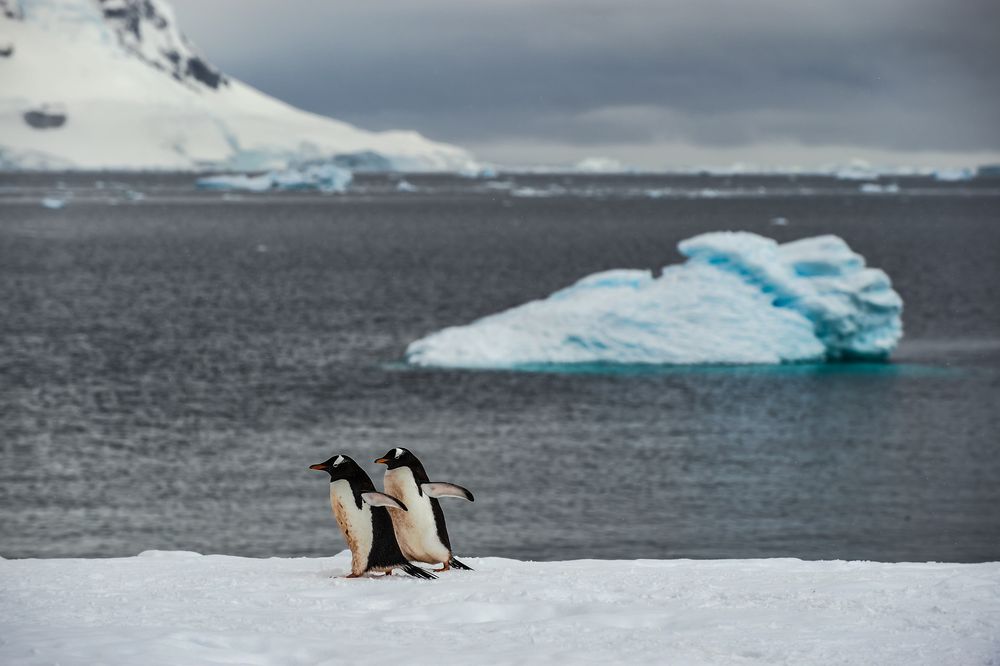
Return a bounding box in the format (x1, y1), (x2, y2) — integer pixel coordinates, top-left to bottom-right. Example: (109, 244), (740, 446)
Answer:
(407, 232), (903, 368)
(1, 551), (997, 665)
(196, 162), (353, 193)
(0, 0), (476, 171)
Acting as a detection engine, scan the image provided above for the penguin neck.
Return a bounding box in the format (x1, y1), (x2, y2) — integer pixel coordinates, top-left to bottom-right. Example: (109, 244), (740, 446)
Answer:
(331, 477), (375, 510)
(400, 461), (430, 485)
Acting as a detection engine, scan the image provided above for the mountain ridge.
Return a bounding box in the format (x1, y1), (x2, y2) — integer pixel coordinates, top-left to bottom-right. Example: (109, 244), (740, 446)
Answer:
(0, 0), (475, 171)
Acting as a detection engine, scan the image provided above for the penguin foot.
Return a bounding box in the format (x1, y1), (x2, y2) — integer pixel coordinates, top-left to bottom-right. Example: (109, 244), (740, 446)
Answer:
(447, 557), (474, 571)
(434, 562), (450, 572)
(344, 573), (364, 579)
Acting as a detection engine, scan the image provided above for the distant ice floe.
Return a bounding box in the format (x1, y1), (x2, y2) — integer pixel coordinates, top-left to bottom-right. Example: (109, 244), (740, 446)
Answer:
(406, 231), (903, 368)
(573, 157), (628, 173)
(932, 168), (974, 182)
(859, 183), (900, 194)
(40, 196), (66, 209)
(197, 162), (352, 193)
(458, 163), (499, 178)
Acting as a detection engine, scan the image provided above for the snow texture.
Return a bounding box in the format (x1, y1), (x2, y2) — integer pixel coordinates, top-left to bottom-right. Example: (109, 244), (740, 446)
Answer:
(407, 232), (903, 368)
(196, 162), (353, 193)
(0, 552), (997, 665)
(0, 0), (476, 171)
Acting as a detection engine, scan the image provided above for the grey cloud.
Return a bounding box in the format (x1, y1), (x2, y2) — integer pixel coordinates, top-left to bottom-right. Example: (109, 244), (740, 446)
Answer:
(171, 0), (1000, 164)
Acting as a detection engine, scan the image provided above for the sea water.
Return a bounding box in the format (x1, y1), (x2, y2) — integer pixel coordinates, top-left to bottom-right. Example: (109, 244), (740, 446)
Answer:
(1, 172), (998, 561)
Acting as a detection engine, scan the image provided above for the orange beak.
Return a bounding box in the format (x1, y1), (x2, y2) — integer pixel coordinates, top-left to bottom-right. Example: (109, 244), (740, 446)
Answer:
(309, 463), (328, 471)
(374, 458), (389, 465)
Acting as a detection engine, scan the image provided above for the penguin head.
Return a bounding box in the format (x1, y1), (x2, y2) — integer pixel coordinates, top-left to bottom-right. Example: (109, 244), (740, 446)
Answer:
(374, 447), (418, 470)
(309, 454), (365, 482)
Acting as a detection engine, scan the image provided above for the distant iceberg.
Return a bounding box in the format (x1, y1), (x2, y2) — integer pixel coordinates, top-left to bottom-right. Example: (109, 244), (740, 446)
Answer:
(574, 157), (628, 173)
(197, 162), (352, 193)
(932, 168), (974, 182)
(859, 183), (900, 194)
(406, 232), (903, 368)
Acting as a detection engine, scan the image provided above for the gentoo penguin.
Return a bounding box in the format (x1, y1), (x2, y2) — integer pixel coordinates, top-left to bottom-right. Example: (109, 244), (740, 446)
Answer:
(375, 447), (475, 572)
(309, 454), (436, 580)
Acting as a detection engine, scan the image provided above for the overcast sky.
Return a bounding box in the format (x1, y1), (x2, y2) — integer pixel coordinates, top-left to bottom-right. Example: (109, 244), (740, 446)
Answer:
(171, 0), (999, 168)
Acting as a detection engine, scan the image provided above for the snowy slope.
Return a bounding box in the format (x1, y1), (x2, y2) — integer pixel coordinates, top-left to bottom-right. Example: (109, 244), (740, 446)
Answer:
(407, 232), (903, 368)
(1, 551), (997, 665)
(0, 0), (475, 171)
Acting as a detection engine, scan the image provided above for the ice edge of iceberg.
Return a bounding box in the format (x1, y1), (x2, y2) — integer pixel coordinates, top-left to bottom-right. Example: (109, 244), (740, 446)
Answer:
(405, 231), (903, 369)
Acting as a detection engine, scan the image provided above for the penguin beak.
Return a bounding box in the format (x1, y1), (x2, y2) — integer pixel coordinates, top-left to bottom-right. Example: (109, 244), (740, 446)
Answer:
(309, 463), (328, 471)
(374, 458), (389, 465)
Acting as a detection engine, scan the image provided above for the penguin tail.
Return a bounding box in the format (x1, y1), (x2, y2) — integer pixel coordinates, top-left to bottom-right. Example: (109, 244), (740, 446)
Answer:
(401, 563), (437, 580)
(449, 557), (474, 571)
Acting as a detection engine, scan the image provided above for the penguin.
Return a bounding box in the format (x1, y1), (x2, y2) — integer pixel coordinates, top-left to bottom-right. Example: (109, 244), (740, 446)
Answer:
(309, 454), (436, 580)
(374, 447), (475, 572)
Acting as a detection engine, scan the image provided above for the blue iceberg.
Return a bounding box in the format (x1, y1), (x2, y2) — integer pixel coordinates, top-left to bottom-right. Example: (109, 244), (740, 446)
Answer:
(406, 232), (903, 368)
(197, 162), (352, 193)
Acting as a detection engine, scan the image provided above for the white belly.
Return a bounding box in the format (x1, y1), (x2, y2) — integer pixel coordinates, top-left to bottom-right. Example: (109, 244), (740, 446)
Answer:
(383, 467), (451, 564)
(329, 480), (374, 575)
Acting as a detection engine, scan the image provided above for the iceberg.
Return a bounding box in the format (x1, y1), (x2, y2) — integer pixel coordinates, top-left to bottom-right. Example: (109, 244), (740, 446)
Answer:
(859, 183), (900, 194)
(932, 168), (974, 182)
(197, 162), (352, 193)
(573, 156), (628, 173)
(40, 195), (66, 209)
(406, 232), (903, 368)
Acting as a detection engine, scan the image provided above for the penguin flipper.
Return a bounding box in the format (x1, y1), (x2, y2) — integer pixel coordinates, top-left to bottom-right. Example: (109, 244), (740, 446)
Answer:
(421, 482), (475, 502)
(361, 491), (408, 511)
(449, 557), (474, 571)
(401, 563), (437, 580)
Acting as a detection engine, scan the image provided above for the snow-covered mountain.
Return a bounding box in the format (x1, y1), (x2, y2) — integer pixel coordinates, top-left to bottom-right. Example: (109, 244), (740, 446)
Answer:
(0, 0), (476, 171)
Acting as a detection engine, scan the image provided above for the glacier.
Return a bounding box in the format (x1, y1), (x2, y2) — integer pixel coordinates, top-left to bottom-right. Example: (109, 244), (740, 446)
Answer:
(406, 232), (903, 368)
(0, 0), (476, 171)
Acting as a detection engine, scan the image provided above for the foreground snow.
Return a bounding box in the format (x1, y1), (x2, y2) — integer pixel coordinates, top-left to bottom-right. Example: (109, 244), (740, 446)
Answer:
(1, 552), (997, 665)
(0, 0), (475, 171)
(407, 232), (903, 368)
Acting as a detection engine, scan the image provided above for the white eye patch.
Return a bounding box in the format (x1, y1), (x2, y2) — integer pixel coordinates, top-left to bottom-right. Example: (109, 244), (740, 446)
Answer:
(333, 455), (344, 467)
(393, 448), (403, 459)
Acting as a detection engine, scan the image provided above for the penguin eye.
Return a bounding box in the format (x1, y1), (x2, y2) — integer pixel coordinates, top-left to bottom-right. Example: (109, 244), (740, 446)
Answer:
(332, 455), (344, 467)
(393, 448), (403, 459)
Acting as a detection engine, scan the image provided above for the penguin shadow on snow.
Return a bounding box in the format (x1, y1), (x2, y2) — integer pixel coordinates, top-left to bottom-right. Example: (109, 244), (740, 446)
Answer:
(309, 450), (475, 580)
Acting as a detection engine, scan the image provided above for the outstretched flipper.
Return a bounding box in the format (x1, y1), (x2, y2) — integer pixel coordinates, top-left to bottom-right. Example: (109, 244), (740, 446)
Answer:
(421, 482), (475, 502)
(449, 557), (474, 571)
(361, 491), (408, 511)
(401, 563), (437, 580)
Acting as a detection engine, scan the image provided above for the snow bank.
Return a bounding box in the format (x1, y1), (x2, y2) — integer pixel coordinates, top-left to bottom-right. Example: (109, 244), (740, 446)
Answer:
(197, 162), (352, 193)
(407, 232), (903, 368)
(1, 552), (996, 665)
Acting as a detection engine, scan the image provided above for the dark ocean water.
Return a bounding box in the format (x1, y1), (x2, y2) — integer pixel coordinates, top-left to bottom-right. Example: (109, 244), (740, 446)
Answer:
(1, 172), (998, 562)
